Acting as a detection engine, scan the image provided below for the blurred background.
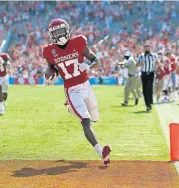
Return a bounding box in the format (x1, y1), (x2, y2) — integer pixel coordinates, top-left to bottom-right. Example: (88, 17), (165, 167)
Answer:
(1, 1), (179, 84)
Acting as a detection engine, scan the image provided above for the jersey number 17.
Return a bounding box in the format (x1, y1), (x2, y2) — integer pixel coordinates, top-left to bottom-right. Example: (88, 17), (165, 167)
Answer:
(56, 58), (81, 80)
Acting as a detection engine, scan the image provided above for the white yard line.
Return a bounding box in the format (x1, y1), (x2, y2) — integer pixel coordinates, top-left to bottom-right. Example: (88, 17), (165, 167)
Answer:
(119, 135), (159, 137)
(122, 131), (159, 133)
(119, 148), (161, 151)
(115, 144), (147, 146)
(119, 136), (161, 139)
(121, 140), (162, 143)
(121, 130), (157, 132)
(156, 104), (179, 175)
(113, 154), (160, 156)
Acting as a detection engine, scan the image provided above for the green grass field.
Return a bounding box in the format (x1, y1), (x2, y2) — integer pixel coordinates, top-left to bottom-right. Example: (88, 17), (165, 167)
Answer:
(0, 85), (169, 161)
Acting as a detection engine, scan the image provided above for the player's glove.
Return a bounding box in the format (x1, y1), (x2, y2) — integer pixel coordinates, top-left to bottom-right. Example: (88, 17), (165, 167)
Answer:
(44, 75), (58, 86)
(79, 62), (90, 72)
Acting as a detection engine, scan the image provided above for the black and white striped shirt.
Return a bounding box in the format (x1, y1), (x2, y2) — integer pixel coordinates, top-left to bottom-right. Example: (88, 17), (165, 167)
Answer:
(137, 53), (158, 72)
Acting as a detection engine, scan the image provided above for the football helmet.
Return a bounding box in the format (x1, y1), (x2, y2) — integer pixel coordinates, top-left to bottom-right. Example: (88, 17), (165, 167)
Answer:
(48, 18), (70, 46)
(124, 51), (131, 60)
(124, 51), (131, 57)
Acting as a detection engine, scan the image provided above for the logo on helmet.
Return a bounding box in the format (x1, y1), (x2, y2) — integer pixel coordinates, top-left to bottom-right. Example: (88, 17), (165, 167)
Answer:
(48, 19), (70, 46)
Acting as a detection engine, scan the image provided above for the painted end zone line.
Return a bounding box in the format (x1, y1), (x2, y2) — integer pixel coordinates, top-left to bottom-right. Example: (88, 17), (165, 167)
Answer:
(156, 105), (179, 175)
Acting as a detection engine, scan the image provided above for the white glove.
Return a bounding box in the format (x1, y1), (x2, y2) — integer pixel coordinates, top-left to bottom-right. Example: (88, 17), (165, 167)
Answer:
(44, 75), (58, 86)
(79, 62), (90, 72)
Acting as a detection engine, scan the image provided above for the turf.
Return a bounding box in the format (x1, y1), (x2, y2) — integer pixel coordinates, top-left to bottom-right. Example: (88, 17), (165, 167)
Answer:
(0, 85), (169, 160)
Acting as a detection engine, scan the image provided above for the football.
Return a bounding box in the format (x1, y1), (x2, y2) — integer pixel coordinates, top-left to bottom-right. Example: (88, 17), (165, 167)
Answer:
(45, 66), (59, 80)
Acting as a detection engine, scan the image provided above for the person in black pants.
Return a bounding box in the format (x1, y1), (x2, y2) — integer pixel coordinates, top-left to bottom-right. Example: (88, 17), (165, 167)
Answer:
(136, 43), (158, 111)
(141, 71), (154, 110)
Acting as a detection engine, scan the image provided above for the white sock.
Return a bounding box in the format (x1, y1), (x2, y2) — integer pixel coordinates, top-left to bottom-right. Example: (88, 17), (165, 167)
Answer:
(94, 144), (103, 158)
(0, 102), (3, 109)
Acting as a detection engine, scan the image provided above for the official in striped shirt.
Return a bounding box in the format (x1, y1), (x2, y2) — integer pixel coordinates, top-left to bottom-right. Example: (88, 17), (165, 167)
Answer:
(136, 43), (158, 111)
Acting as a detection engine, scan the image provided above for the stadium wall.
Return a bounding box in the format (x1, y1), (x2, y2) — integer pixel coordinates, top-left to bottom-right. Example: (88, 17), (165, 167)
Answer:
(9, 77), (119, 85)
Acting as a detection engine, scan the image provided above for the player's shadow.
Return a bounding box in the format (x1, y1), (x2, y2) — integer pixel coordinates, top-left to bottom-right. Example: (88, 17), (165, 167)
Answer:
(11, 161), (88, 177)
(111, 105), (134, 108)
(133, 110), (150, 114)
(98, 165), (109, 170)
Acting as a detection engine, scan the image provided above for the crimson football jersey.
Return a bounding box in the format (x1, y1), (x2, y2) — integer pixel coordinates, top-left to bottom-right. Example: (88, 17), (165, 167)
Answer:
(169, 54), (176, 72)
(43, 35), (89, 88)
(0, 53), (9, 77)
(164, 54), (176, 74)
(155, 66), (166, 80)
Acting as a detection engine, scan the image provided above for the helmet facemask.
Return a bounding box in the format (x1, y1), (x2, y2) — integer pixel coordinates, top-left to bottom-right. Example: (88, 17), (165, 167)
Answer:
(48, 25), (70, 46)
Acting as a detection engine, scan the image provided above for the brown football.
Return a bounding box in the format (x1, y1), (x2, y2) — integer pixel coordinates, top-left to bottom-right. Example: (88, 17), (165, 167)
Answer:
(45, 66), (58, 80)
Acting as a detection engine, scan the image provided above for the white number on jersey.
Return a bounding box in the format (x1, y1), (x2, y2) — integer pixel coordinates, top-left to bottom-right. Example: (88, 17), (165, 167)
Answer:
(56, 58), (81, 80)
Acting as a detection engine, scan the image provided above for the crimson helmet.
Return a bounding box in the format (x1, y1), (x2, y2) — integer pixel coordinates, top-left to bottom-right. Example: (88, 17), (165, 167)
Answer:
(48, 18), (70, 46)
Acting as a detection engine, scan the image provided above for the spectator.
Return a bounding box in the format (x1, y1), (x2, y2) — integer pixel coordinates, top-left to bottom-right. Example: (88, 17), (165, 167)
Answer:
(1, 1), (179, 81)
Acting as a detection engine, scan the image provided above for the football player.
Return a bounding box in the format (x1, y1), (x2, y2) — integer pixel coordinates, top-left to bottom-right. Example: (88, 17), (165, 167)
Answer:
(155, 51), (167, 103)
(43, 19), (111, 165)
(163, 49), (177, 102)
(0, 50), (11, 115)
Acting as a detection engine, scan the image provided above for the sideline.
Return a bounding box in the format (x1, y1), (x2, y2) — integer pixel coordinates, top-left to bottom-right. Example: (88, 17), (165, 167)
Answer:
(156, 104), (179, 175)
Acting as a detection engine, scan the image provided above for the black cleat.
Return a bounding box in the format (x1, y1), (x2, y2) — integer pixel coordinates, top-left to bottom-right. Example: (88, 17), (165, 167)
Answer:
(121, 101), (128, 106)
(147, 105), (152, 111)
(135, 98), (139, 105)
